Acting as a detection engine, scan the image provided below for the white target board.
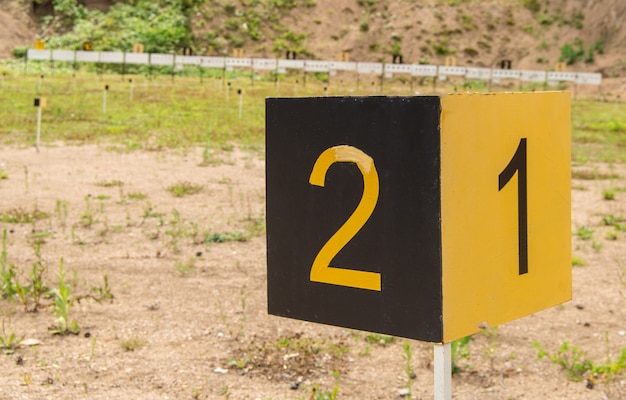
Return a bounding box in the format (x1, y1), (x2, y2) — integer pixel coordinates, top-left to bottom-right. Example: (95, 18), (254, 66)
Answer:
(200, 57), (225, 69)
(576, 72), (602, 85)
(492, 69), (522, 79)
(329, 61), (357, 72)
(412, 65), (438, 77)
(548, 71), (577, 82)
(384, 63), (412, 78)
(305, 61), (330, 72)
(125, 52), (149, 64)
(27, 49), (51, 61)
(438, 66), (466, 77)
(151, 54), (174, 66)
(75, 50), (100, 62)
(100, 51), (124, 64)
(465, 67), (491, 80)
(520, 70), (547, 83)
(278, 59), (305, 70)
(253, 58), (277, 70)
(226, 58), (252, 68)
(178, 55), (201, 65)
(357, 62), (383, 75)
(52, 50), (74, 62)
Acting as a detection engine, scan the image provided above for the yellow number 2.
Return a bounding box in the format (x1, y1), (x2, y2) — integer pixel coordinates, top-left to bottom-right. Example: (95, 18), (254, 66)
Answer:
(309, 145), (381, 291)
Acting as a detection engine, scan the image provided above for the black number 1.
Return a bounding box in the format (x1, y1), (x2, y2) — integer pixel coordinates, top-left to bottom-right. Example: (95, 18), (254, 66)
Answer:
(498, 138), (528, 275)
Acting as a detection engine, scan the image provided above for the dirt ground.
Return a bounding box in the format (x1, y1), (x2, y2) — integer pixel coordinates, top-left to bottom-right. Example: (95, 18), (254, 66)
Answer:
(0, 144), (624, 399)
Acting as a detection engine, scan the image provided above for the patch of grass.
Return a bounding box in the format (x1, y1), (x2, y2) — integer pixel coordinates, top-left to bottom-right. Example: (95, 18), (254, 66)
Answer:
(175, 258), (196, 275)
(205, 231), (247, 243)
(364, 333), (395, 346)
(95, 179), (124, 187)
(0, 208), (49, 224)
(127, 192), (147, 200)
(451, 335), (472, 373)
(572, 256), (586, 267)
(603, 189), (616, 200)
(533, 341), (592, 381)
(120, 336), (145, 351)
(571, 169), (620, 180)
(167, 181), (204, 197)
(48, 258), (80, 336)
(575, 226), (594, 240)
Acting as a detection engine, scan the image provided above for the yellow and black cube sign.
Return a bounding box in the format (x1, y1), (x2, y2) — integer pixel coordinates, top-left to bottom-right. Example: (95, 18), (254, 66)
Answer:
(266, 92), (571, 343)
(34, 97), (47, 107)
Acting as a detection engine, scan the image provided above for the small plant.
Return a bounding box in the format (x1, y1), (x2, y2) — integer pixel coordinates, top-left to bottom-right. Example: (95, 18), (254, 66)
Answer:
(120, 336), (145, 351)
(451, 335), (472, 373)
(364, 333), (395, 346)
(167, 181), (203, 197)
(605, 231), (618, 240)
(575, 226), (594, 240)
(80, 196), (96, 228)
(205, 231), (248, 243)
(403, 342), (415, 397)
(175, 258), (196, 275)
(572, 256), (586, 266)
(127, 191), (147, 200)
(311, 385), (339, 400)
(0, 319), (21, 355)
(228, 353), (250, 369)
(533, 341), (593, 382)
(603, 189), (616, 200)
(0, 207), (49, 224)
(55, 200), (68, 232)
(95, 179), (123, 188)
(91, 275), (114, 302)
(0, 169), (8, 180)
(48, 258), (80, 335)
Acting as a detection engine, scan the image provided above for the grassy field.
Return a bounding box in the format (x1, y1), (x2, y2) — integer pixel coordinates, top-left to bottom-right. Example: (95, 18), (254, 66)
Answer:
(0, 65), (623, 164)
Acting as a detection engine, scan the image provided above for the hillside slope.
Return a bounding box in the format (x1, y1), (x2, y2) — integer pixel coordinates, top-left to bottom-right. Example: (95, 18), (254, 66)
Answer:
(191, 0), (626, 74)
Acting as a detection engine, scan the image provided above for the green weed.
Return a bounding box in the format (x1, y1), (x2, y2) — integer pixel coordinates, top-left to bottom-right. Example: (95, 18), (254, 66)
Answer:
(533, 340), (625, 382)
(0, 319), (21, 355)
(205, 231), (247, 243)
(175, 258), (196, 275)
(451, 335), (472, 374)
(364, 333), (395, 346)
(48, 258), (80, 335)
(0, 207), (49, 224)
(403, 342), (415, 397)
(167, 181), (203, 197)
(575, 226), (594, 240)
(572, 256), (586, 266)
(95, 179), (124, 188)
(120, 336), (145, 351)
(602, 189), (616, 200)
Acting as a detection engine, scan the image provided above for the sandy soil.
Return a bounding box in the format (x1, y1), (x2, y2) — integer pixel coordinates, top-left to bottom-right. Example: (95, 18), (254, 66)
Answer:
(0, 144), (624, 399)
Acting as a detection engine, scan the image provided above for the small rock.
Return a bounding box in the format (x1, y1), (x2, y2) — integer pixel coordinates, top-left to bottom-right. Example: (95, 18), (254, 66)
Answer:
(214, 367), (228, 374)
(195, 251), (203, 257)
(290, 381), (300, 390)
(398, 388), (410, 397)
(583, 322), (591, 327)
(576, 304), (584, 310)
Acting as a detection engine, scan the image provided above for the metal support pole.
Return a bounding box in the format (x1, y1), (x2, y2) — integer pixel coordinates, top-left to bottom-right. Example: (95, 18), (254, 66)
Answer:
(434, 343), (451, 400)
(36, 104), (42, 152)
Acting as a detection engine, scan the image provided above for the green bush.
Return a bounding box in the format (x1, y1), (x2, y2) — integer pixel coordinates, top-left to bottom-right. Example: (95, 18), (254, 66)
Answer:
(12, 47), (27, 59)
